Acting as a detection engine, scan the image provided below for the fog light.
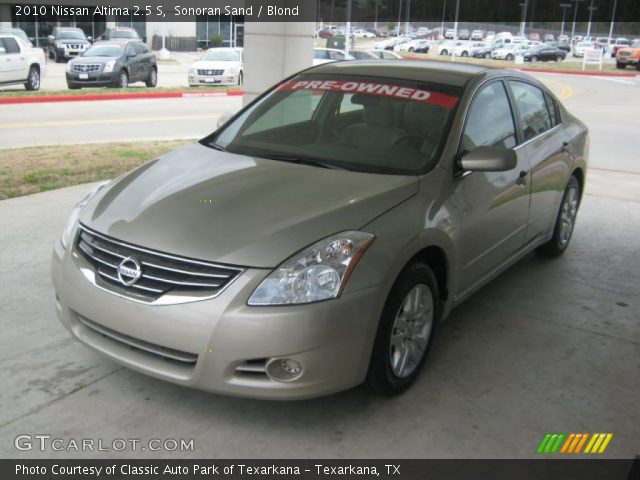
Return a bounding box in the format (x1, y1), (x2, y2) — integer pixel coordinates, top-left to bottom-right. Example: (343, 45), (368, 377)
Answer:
(266, 358), (303, 382)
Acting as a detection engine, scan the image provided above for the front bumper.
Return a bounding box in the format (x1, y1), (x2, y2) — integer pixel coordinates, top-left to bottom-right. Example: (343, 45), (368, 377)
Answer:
(66, 71), (119, 88)
(188, 73), (238, 86)
(616, 56), (638, 65)
(51, 237), (385, 400)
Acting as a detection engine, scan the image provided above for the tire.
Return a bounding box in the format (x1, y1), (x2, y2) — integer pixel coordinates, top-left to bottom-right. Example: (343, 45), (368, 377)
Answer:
(53, 49), (59, 63)
(531, 55), (538, 62)
(117, 70), (128, 88)
(616, 62), (625, 69)
(24, 66), (40, 91)
(237, 71), (243, 85)
(537, 175), (580, 257)
(68, 85), (81, 90)
(506, 54), (514, 61)
(485, 52), (491, 59)
(366, 263), (440, 396)
(145, 67), (157, 87)
(556, 55), (563, 62)
(461, 51), (468, 57)
(440, 49), (448, 56)
(408, 47), (414, 52)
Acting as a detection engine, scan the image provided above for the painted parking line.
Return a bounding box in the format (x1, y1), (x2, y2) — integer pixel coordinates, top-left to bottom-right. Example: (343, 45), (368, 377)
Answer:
(0, 115), (219, 130)
(537, 77), (574, 100)
(592, 76), (638, 85)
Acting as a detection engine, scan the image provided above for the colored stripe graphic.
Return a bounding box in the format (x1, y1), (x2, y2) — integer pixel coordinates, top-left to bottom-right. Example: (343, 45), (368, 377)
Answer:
(584, 433), (613, 454)
(537, 433), (565, 454)
(539, 433), (613, 454)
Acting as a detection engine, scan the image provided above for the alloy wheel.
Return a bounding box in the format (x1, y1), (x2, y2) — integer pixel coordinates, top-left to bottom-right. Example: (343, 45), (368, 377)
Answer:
(558, 186), (578, 247)
(389, 284), (434, 378)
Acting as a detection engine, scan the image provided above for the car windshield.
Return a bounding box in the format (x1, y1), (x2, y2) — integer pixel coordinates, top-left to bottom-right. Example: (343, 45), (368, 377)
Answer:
(58, 31), (85, 40)
(84, 44), (122, 57)
(208, 75), (462, 175)
(110, 30), (138, 38)
(201, 50), (239, 61)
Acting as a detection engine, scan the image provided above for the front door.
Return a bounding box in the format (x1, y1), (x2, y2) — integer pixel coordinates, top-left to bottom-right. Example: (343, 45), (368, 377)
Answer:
(454, 80), (531, 292)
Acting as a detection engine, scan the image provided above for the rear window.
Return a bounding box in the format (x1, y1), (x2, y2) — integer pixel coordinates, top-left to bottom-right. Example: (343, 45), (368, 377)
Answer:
(211, 75), (462, 175)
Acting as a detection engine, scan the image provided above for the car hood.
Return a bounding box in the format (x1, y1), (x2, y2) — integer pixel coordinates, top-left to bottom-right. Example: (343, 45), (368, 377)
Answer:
(191, 60), (241, 70)
(81, 143), (418, 268)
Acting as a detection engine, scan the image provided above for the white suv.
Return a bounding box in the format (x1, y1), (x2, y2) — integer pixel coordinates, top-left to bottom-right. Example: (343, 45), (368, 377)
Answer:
(0, 34), (46, 90)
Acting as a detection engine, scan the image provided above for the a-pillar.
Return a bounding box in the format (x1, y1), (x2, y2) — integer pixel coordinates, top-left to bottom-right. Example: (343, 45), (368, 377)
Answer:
(242, 22), (315, 105)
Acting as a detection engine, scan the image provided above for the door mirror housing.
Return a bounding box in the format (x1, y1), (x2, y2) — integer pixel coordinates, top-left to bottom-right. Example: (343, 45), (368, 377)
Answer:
(47, 35), (54, 43)
(459, 146), (517, 172)
(217, 112), (233, 129)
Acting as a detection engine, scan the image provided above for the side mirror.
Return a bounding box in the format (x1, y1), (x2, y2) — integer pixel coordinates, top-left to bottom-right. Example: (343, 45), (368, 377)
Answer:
(217, 112), (233, 128)
(460, 146), (517, 172)
(87, 36), (93, 42)
(0, 47), (5, 54)
(48, 35), (54, 43)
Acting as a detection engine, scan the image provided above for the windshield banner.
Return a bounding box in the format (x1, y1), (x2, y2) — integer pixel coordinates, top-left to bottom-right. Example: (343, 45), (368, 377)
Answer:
(277, 79), (459, 109)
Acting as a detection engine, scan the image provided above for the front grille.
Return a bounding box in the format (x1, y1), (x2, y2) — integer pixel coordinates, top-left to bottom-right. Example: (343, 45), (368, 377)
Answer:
(73, 63), (101, 73)
(75, 225), (243, 304)
(66, 44), (82, 49)
(235, 358), (268, 378)
(78, 315), (198, 366)
(197, 69), (224, 76)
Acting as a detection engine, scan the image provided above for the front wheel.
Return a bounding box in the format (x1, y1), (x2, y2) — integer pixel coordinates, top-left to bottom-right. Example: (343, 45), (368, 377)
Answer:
(537, 175), (580, 256)
(366, 263), (439, 396)
(485, 52), (491, 59)
(117, 70), (128, 88)
(506, 54), (514, 61)
(461, 51), (468, 57)
(24, 66), (40, 91)
(237, 71), (243, 85)
(440, 49), (448, 56)
(616, 62), (625, 69)
(531, 55), (538, 62)
(145, 67), (157, 87)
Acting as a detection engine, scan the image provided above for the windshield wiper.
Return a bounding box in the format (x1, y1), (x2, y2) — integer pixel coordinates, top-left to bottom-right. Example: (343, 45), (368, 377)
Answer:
(259, 154), (348, 171)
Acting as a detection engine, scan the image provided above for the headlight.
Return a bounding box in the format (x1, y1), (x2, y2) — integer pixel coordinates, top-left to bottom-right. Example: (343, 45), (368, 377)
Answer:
(103, 60), (116, 73)
(248, 231), (374, 306)
(60, 181), (110, 250)
(189, 68), (196, 75)
(55, 41), (64, 48)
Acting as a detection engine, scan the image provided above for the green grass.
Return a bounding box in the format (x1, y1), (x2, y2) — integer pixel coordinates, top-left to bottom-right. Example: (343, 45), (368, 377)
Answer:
(0, 85), (241, 98)
(0, 139), (193, 200)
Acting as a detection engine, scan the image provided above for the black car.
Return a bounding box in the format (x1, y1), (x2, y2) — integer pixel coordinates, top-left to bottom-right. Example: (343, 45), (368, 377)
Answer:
(99, 27), (143, 42)
(472, 45), (495, 58)
(48, 27), (91, 62)
(522, 45), (567, 62)
(66, 40), (157, 89)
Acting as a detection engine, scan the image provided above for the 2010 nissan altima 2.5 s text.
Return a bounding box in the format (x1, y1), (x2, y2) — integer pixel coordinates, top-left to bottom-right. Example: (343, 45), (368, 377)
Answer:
(51, 60), (588, 399)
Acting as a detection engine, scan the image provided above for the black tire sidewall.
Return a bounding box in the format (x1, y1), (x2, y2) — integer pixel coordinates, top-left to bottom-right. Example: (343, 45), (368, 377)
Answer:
(366, 263), (440, 396)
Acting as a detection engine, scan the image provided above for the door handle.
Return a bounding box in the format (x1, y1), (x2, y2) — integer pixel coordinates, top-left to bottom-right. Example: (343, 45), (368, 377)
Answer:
(516, 170), (528, 186)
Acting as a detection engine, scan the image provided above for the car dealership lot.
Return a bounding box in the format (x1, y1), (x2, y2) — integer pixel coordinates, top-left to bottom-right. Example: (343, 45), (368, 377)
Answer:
(0, 72), (638, 458)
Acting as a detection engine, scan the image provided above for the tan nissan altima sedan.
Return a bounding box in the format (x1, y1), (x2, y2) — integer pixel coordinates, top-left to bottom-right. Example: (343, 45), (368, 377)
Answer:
(51, 61), (588, 399)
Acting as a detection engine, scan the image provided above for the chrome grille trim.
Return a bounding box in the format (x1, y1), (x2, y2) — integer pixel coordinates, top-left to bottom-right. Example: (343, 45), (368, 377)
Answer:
(72, 63), (101, 73)
(197, 68), (224, 76)
(78, 315), (198, 365)
(75, 224), (244, 305)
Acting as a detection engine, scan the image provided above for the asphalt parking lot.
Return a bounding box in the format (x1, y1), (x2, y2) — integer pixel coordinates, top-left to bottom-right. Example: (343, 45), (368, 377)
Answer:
(0, 72), (638, 459)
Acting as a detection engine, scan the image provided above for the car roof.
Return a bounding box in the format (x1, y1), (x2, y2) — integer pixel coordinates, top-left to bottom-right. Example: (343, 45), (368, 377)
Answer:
(307, 60), (495, 87)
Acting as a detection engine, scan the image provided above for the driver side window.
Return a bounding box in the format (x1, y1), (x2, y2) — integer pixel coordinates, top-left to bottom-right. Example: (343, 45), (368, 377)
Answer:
(462, 81), (517, 153)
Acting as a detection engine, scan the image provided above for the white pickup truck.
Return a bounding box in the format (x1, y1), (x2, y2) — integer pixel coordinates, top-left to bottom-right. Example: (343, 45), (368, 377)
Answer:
(0, 34), (46, 90)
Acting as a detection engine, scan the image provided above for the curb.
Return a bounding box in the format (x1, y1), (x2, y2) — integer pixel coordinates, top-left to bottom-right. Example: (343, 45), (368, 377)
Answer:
(400, 54), (638, 78)
(513, 67), (638, 77)
(0, 89), (244, 105)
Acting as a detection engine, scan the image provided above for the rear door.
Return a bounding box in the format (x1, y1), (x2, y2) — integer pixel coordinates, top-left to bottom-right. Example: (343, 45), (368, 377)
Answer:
(454, 80), (531, 292)
(506, 80), (572, 242)
(0, 37), (26, 82)
(125, 43), (140, 81)
(134, 42), (152, 79)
